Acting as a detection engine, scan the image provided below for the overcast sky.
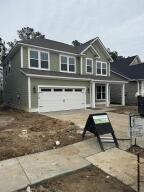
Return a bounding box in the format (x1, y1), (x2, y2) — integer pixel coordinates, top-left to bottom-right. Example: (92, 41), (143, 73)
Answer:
(0, 0), (144, 60)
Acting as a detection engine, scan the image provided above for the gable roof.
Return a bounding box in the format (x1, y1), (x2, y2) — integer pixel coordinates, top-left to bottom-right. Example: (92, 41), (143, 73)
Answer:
(111, 56), (144, 80)
(19, 37), (112, 56)
(3, 36), (113, 65)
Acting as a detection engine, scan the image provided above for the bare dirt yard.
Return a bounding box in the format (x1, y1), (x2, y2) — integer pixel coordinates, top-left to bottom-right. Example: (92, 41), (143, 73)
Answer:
(109, 106), (137, 115)
(0, 107), (85, 161)
(18, 166), (135, 192)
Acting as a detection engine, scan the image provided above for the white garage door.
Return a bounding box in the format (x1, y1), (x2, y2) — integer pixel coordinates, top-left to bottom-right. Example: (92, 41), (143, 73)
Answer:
(38, 87), (86, 112)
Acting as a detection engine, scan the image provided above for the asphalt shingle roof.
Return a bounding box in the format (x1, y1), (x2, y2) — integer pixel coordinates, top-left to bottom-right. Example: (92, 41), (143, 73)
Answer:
(111, 56), (144, 80)
(19, 37), (95, 54)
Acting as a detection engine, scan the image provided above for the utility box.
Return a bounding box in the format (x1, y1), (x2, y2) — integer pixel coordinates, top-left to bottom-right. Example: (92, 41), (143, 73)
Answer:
(138, 96), (144, 116)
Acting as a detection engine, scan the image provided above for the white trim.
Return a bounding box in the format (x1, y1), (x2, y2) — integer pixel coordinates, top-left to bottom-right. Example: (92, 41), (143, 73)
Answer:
(106, 83), (109, 107)
(20, 46), (23, 68)
(121, 83), (125, 106)
(91, 81), (95, 108)
(28, 77), (31, 109)
(80, 56), (83, 75)
(81, 44), (92, 54)
(108, 62), (110, 76)
(28, 48), (50, 71)
(81, 44), (100, 58)
(86, 58), (93, 74)
(29, 108), (38, 112)
(19, 42), (79, 56)
(91, 45), (100, 58)
(20, 70), (128, 83)
(90, 37), (113, 62)
(96, 61), (107, 76)
(137, 81), (140, 95)
(38, 85), (86, 89)
(59, 54), (76, 73)
(86, 104), (91, 107)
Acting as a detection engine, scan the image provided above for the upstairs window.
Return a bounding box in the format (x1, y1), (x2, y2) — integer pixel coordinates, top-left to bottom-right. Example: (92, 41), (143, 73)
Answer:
(60, 55), (76, 73)
(96, 61), (107, 76)
(86, 58), (93, 74)
(29, 49), (49, 70)
(40, 52), (48, 69)
(30, 50), (38, 68)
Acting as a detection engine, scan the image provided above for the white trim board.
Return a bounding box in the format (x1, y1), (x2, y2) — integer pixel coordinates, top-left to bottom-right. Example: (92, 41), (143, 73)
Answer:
(28, 77), (31, 109)
(20, 46), (23, 68)
(90, 37), (113, 62)
(20, 70), (128, 84)
(86, 58), (93, 74)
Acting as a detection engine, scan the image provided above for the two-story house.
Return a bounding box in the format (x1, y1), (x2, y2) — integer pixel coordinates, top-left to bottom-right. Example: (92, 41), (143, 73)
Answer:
(2, 37), (128, 112)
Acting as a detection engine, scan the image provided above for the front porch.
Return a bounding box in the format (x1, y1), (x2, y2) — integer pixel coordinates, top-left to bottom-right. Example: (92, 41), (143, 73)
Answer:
(91, 81), (126, 108)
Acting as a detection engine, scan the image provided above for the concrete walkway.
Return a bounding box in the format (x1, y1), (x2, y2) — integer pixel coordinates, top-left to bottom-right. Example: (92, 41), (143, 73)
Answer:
(0, 138), (129, 192)
(87, 148), (144, 191)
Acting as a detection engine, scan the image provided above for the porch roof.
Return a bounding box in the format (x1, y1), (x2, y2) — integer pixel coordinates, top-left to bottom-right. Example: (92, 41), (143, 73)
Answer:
(21, 68), (128, 83)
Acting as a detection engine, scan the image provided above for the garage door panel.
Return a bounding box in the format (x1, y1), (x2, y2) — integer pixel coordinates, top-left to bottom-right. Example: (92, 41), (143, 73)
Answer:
(38, 87), (86, 112)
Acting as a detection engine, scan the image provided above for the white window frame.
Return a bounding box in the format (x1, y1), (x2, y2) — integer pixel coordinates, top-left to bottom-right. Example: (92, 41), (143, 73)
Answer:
(86, 58), (93, 74)
(96, 85), (106, 100)
(28, 48), (50, 71)
(59, 54), (76, 73)
(96, 61), (107, 76)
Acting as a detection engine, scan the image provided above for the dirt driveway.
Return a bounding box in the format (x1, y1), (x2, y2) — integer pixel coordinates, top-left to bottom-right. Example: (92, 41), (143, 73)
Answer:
(44, 109), (129, 139)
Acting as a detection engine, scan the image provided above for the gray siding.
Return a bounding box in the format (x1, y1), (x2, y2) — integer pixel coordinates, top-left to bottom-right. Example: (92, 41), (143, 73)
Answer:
(23, 46), (81, 74)
(110, 82), (137, 105)
(3, 49), (28, 110)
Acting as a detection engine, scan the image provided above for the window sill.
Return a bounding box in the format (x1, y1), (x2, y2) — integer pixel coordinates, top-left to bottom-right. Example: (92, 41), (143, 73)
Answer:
(96, 74), (107, 76)
(60, 70), (76, 74)
(29, 67), (50, 71)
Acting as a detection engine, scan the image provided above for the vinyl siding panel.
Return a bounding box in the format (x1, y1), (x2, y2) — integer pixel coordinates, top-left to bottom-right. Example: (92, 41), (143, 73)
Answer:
(30, 78), (90, 108)
(50, 52), (59, 71)
(23, 47), (81, 74)
(82, 41), (110, 76)
(3, 49), (28, 109)
(23, 47), (28, 68)
(110, 82), (137, 105)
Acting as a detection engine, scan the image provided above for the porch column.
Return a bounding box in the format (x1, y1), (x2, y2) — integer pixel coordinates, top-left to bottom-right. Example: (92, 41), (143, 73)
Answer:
(137, 81), (140, 95)
(106, 83), (109, 107)
(121, 83), (125, 106)
(91, 81), (95, 108)
(141, 81), (144, 95)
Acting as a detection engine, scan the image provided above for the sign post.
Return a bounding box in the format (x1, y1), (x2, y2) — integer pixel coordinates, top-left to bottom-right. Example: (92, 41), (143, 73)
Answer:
(82, 113), (119, 151)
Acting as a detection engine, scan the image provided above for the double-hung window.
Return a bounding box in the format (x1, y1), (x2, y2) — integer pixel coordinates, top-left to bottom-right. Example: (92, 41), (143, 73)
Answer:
(60, 55), (76, 73)
(86, 58), (93, 74)
(30, 50), (39, 68)
(29, 49), (49, 70)
(96, 85), (106, 100)
(40, 52), (48, 69)
(96, 61), (107, 76)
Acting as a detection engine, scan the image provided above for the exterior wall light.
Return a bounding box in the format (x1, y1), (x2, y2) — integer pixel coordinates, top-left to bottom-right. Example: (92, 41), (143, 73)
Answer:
(87, 87), (90, 93)
(33, 86), (36, 93)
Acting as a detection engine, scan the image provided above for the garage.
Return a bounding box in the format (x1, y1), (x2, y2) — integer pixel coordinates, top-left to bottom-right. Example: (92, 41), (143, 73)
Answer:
(38, 86), (86, 112)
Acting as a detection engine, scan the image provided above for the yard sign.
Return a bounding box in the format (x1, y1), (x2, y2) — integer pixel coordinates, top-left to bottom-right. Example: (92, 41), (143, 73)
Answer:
(82, 113), (119, 151)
